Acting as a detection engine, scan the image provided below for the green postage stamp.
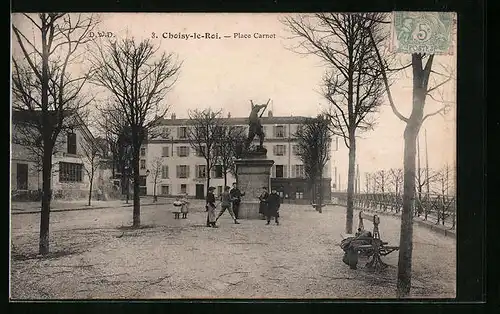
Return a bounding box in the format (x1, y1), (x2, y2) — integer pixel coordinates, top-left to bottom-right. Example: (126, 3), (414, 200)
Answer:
(391, 12), (456, 55)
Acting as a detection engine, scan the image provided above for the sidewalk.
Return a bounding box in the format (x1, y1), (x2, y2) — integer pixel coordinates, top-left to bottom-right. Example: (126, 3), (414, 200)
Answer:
(10, 197), (180, 215)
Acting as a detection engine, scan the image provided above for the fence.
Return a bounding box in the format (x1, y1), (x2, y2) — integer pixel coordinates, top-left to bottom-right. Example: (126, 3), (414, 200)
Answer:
(334, 192), (456, 230)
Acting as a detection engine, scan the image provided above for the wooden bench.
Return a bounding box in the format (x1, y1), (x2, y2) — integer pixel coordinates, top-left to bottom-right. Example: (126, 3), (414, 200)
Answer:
(354, 211), (399, 270)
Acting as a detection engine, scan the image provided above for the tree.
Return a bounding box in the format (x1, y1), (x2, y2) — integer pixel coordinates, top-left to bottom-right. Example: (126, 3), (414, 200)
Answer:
(373, 170), (390, 194)
(149, 156), (163, 202)
(93, 102), (129, 179)
(186, 109), (223, 195)
(91, 38), (181, 227)
(12, 13), (97, 255)
(294, 115), (331, 212)
(215, 125), (246, 187)
(80, 136), (102, 206)
(282, 13), (386, 232)
(369, 14), (455, 298)
(389, 168), (403, 195)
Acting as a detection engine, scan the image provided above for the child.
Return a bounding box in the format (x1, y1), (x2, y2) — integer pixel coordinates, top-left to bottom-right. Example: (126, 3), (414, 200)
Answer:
(180, 193), (189, 219)
(258, 187), (269, 220)
(173, 196), (183, 219)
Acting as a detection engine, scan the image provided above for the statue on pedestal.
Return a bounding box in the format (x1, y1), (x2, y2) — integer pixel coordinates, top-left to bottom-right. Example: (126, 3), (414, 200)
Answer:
(244, 99), (270, 152)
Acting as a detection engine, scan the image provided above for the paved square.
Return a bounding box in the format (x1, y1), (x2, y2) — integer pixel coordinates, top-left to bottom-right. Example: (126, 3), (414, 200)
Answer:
(10, 202), (455, 299)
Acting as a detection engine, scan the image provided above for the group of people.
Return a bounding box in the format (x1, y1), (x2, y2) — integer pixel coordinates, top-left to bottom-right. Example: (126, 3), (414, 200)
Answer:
(204, 183), (281, 228)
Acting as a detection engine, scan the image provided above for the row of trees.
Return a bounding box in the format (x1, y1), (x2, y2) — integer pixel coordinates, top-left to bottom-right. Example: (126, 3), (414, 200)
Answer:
(364, 166), (455, 196)
(282, 12), (454, 297)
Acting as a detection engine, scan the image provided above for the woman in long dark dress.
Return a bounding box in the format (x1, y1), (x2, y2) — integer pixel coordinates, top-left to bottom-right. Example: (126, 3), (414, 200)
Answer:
(258, 187), (269, 219)
(265, 188), (281, 225)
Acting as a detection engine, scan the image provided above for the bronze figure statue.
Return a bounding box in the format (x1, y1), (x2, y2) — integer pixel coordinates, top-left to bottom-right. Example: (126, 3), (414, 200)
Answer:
(245, 99), (270, 150)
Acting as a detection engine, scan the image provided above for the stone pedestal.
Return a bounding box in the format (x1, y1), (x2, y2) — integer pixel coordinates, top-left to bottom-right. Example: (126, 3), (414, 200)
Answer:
(234, 154), (274, 219)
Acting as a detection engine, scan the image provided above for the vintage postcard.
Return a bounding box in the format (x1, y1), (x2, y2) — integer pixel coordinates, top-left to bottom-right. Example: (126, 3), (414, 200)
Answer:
(10, 12), (456, 299)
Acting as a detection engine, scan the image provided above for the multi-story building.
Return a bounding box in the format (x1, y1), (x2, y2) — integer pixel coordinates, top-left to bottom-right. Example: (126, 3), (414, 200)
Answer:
(11, 110), (111, 200)
(144, 111), (332, 202)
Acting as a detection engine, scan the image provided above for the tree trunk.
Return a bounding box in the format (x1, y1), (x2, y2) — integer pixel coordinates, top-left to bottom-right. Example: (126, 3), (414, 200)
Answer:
(206, 161), (211, 195)
(345, 134), (356, 234)
(224, 170), (227, 188)
(153, 178), (157, 202)
(132, 154), (141, 227)
(397, 123), (419, 297)
(318, 174), (323, 213)
(88, 171), (93, 206)
(39, 145), (53, 255)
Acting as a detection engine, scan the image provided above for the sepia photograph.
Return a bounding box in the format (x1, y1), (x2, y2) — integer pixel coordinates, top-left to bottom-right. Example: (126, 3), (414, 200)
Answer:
(10, 12), (457, 299)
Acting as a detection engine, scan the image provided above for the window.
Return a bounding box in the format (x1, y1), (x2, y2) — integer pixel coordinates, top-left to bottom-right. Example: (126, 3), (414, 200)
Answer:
(178, 127), (187, 139)
(292, 145), (300, 156)
(140, 160), (146, 169)
(162, 146), (170, 157)
(196, 146), (206, 157)
(180, 184), (187, 194)
(161, 127), (170, 139)
(161, 165), (169, 179)
(273, 145), (287, 156)
(275, 165), (284, 178)
(140, 147), (146, 157)
(296, 192), (304, 199)
(176, 165), (190, 178)
(67, 132), (77, 155)
(213, 165), (223, 178)
(293, 164), (305, 178)
(177, 146), (190, 157)
(138, 176), (147, 186)
(59, 162), (83, 182)
(161, 185), (170, 195)
(217, 186), (223, 196)
(274, 125), (286, 138)
(196, 165), (207, 178)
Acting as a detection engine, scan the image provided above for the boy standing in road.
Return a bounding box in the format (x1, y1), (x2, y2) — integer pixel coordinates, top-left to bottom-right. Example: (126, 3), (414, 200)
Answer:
(216, 186), (240, 224)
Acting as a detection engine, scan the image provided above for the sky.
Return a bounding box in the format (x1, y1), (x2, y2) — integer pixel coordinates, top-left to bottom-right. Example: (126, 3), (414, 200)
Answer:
(11, 13), (456, 190)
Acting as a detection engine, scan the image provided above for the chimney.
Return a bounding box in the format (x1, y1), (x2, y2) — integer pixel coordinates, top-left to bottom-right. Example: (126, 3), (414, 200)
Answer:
(171, 113), (176, 120)
(227, 112), (231, 118)
(268, 110), (273, 117)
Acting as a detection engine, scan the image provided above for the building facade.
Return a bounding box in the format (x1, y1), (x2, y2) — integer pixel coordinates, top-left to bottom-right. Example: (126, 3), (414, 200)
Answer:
(11, 111), (110, 200)
(144, 112), (332, 202)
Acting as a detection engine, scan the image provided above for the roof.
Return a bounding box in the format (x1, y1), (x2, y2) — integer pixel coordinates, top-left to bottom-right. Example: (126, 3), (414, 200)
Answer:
(158, 115), (311, 126)
(11, 110), (73, 125)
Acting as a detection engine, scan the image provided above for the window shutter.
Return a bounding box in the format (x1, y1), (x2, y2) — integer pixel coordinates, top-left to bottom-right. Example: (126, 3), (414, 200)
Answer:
(283, 145), (287, 155)
(273, 125), (277, 138)
(166, 166), (169, 178)
(186, 165), (190, 178)
(284, 165), (288, 178)
(177, 127), (181, 139)
(176, 165), (180, 178)
(273, 145), (277, 156)
(283, 125), (287, 137)
(272, 165), (276, 177)
(186, 147), (190, 156)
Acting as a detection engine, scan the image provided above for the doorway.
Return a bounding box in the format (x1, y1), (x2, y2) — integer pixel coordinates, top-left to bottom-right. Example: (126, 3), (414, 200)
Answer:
(16, 163), (28, 190)
(195, 184), (205, 199)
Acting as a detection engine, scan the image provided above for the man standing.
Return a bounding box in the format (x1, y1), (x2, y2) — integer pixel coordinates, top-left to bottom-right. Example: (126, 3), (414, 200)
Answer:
(230, 182), (245, 219)
(206, 186), (218, 228)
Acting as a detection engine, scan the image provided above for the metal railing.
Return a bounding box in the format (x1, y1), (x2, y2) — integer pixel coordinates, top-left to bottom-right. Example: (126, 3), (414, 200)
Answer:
(334, 192), (456, 230)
